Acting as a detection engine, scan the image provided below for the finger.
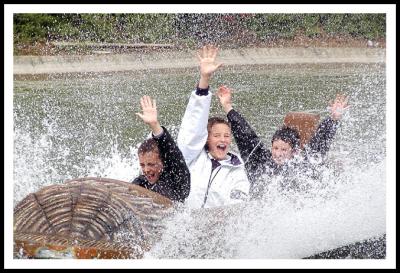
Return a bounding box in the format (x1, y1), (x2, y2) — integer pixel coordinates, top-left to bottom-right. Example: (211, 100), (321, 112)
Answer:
(141, 96), (147, 108)
(144, 96), (152, 107)
(343, 95), (349, 106)
(217, 91), (225, 100)
(206, 45), (213, 58)
(337, 94), (346, 104)
(152, 99), (157, 109)
(198, 46), (205, 59)
(140, 96), (145, 109)
(204, 45), (209, 57)
(201, 46), (207, 58)
(135, 112), (143, 119)
(335, 96), (346, 107)
(219, 85), (229, 93)
(211, 47), (218, 59)
(215, 62), (224, 69)
(197, 52), (202, 62)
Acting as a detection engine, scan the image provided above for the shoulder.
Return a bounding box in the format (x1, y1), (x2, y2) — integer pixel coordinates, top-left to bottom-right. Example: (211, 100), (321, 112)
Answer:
(132, 175), (146, 185)
(225, 152), (246, 167)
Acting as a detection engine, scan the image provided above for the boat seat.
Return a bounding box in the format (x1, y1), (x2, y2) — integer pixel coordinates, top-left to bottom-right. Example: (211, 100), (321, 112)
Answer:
(283, 112), (320, 150)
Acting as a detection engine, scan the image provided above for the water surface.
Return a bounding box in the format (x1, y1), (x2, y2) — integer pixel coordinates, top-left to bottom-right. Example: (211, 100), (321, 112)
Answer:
(13, 62), (386, 258)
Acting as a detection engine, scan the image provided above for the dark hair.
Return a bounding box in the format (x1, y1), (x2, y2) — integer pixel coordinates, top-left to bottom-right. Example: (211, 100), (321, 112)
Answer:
(138, 138), (160, 155)
(207, 116), (231, 133)
(271, 126), (301, 150)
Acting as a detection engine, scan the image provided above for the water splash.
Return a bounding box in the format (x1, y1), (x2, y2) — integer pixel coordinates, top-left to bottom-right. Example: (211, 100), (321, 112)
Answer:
(13, 124), (139, 207)
(12, 61), (386, 259)
(147, 160), (385, 259)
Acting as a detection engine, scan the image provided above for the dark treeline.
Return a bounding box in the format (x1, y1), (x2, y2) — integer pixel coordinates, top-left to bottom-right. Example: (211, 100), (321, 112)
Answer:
(14, 13), (386, 47)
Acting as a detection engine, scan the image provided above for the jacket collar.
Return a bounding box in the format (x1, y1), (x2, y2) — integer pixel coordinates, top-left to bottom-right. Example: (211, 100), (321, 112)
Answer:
(207, 152), (244, 167)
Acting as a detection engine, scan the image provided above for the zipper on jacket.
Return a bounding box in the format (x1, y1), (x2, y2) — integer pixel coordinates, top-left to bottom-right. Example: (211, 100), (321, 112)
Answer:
(201, 166), (222, 208)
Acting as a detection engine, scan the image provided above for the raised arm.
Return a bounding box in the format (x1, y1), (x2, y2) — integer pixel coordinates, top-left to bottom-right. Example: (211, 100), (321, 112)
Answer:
(136, 95), (190, 201)
(177, 45), (223, 164)
(155, 127), (191, 202)
(308, 94), (349, 156)
(329, 94), (349, 122)
(135, 95), (163, 136)
(217, 85), (269, 162)
(197, 45), (223, 89)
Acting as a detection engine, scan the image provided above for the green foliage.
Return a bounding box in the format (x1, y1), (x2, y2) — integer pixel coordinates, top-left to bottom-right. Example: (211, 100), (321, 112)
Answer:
(301, 14), (322, 37)
(321, 13), (386, 39)
(14, 13), (175, 44)
(14, 14), (57, 43)
(13, 13), (386, 47)
(244, 14), (300, 39)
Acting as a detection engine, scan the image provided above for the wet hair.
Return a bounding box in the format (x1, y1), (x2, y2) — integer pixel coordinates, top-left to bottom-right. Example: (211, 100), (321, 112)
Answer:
(271, 126), (301, 150)
(138, 138), (160, 155)
(205, 117), (231, 151)
(207, 117), (231, 133)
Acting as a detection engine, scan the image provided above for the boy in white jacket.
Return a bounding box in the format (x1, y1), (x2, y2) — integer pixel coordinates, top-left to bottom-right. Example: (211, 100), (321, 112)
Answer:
(177, 45), (250, 209)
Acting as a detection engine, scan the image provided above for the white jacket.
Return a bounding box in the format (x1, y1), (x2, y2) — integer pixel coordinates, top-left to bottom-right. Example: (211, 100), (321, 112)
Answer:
(177, 90), (250, 209)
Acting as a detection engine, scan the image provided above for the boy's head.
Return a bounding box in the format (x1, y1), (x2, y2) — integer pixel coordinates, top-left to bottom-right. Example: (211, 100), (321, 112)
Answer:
(271, 126), (301, 165)
(205, 117), (232, 160)
(137, 139), (164, 184)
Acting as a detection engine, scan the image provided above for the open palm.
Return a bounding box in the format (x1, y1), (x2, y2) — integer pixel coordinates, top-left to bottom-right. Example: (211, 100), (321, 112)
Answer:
(330, 94), (349, 121)
(217, 85), (232, 105)
(136, 95), (158, 125)
(197, 45), (223, 77)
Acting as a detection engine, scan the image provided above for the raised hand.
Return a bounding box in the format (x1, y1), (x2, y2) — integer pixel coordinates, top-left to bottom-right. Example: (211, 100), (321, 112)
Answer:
(136, 95), (163, 135)
(329, 94), (349, 121)
(197, 45), (223, 89)
(217, 85), (234, 114)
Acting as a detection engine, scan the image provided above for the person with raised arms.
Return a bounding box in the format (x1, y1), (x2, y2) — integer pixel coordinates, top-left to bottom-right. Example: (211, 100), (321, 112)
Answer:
(217, 85), (349, 199)
(177, 45), (250, 209)
(132, 95), (191, 203)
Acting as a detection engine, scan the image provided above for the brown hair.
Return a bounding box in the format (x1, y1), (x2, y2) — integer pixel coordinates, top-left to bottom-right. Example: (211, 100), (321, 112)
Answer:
(207, 116), (231, 133)
(271, 126), (301, 150)
(205, 117), (231, 151)
(138, 138), (160, 155)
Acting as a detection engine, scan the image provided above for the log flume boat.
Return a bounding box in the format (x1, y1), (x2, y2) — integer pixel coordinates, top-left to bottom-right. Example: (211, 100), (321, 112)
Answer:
(13, 177), (173, 259)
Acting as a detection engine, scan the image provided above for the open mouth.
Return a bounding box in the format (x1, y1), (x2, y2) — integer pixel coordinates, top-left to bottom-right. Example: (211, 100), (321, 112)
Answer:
(274, 157), (287, 165)
(145, 173), (156, 181)
(216, 144), (227, 152)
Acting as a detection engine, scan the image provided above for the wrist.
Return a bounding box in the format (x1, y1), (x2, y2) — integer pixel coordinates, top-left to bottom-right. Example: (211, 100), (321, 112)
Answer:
(198, 75), (210, 89)
(152, 126), (164, 139)
(223, 104), (233, 114)
(149, 122), (162, 135)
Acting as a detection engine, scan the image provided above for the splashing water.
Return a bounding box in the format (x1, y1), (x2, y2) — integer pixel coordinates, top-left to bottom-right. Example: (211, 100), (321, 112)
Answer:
(12, 60), (386, 259)
(145, 159), (385, 259)
(13, 122), (139, 206)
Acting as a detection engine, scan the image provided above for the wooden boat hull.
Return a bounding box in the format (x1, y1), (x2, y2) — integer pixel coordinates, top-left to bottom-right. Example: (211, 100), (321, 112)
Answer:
(13, 177), (173, 259)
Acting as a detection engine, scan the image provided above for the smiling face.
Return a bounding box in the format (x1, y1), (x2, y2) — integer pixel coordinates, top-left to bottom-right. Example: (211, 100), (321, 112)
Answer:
(206, 122), (232, 160)
(138, 151), (164, 184)
(271, 139), (295, 165)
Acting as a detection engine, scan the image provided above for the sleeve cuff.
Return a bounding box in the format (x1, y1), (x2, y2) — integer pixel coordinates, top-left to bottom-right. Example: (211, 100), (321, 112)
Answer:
(196, 85), (209, 96)
(152, 128), (165, 139)
(226, 108), (236, 119)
